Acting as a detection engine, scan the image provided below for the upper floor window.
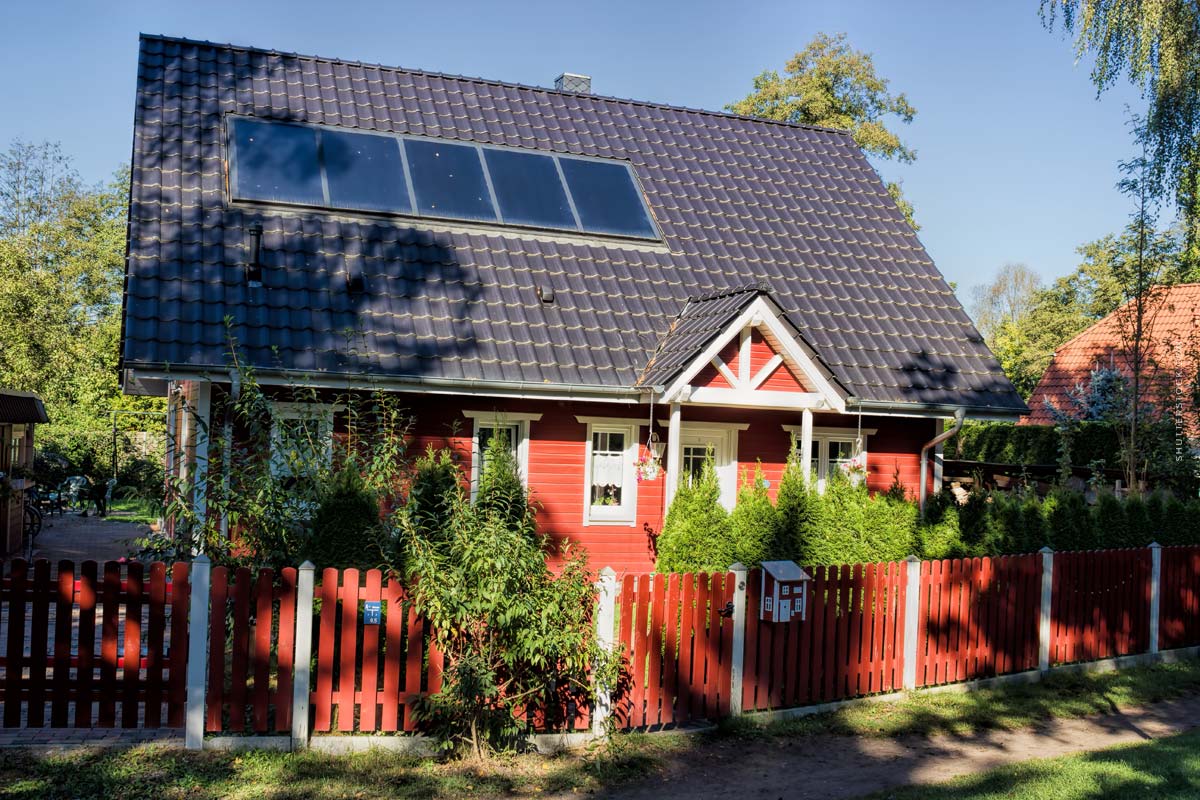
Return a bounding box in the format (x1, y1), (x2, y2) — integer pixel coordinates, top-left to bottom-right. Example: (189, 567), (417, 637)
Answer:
(228, 117), (660, 240)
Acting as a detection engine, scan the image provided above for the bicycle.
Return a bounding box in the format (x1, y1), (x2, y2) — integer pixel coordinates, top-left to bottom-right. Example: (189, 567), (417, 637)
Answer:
(23, 493), (42, 561)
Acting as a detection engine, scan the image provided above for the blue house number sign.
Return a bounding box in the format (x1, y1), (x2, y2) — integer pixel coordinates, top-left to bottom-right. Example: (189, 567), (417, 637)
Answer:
(363, 601), (382, 625)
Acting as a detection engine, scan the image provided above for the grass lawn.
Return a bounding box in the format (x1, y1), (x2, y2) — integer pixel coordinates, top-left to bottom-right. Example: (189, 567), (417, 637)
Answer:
(106, 497), (161, 526)
(2, 660), (1198, 799)
(863, 728), (1200, 799)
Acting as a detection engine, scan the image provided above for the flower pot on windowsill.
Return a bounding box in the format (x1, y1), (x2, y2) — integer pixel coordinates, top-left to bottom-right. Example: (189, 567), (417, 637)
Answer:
(149, 518), (163, 533)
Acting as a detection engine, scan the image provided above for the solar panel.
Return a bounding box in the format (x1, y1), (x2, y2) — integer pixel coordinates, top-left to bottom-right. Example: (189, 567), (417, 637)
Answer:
(483, 148), (577, 230)
(322, 130), (410, 213)
(231, 119), (324, 206)
(404, 140), (496, 222)
(228, 117), (659, 241)
(559, 158), (656, 238)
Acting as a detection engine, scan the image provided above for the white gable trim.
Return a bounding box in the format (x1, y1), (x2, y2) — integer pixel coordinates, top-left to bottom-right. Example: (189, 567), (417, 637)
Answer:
(662, 296), (846, 412)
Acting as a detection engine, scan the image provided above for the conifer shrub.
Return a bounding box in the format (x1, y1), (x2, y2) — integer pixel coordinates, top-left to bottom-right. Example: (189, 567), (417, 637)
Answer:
(1092, 492), (1127, 549)
(728, 464), (783, 567)
(1043, 488), (1092, 551)
(475, 430), (536, 538)
(654, 455), (734, 573)
(775, 442), (819, 559)
(305, 466), (383, 570)
(405, 446), (462, 548)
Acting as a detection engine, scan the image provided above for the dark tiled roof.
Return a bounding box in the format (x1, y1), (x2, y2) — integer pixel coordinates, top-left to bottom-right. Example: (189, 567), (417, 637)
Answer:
(637, 285), (766, 388)
(122, 34), (1026, 413)
(0, 390), (49, 425)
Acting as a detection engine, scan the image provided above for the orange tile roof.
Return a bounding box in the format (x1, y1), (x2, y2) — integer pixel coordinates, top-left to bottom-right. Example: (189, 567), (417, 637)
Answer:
(1022, 283), (1200, 429)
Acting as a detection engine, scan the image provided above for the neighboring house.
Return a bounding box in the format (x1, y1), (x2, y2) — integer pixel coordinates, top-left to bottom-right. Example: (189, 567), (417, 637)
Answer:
(0, 389), (49, 555)
(1022, 283), (1200, 436)
(120, 35), (1026, 573)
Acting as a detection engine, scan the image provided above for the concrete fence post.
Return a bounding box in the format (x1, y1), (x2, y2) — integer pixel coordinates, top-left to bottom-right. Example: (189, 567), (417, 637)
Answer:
(902, 555), (921, 691)
(1149, 543), (1162, 656)
(1039, 547), (1055, 673)
(185, 554), (212, 750)
(291, 561), (316, 750)
(728, 563), (748, 716)
(591, 566), (619, 736)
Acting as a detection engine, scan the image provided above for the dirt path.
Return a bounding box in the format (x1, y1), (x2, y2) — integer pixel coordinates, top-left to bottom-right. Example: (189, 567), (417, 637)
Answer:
(594, 694), (1200, 799)
(31, 511), (147, 563)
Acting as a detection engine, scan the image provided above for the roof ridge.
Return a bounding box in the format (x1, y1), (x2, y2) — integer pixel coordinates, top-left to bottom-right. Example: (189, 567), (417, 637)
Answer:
(1049, 282), (1200, 358)
(138, 33), (855, 138)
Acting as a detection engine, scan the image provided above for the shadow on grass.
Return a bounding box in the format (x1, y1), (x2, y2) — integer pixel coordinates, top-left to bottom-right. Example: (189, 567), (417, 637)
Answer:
(864, 728), (1200, 800)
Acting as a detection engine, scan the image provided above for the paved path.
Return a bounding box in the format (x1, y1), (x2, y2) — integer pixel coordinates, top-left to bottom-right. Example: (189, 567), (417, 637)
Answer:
(596, 693), (1200, 800)
(30, 510), (147, 563)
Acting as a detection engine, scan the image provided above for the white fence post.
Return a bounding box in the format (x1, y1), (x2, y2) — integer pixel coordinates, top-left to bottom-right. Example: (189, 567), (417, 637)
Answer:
(591, 567), (618, 736)
(291, 561), (316, 750)
(902, 555), (921, 691)
(1149, 543), (1162, 656)
(185, 554), (212, 750)
(1039, 547), (1054, 673)
(728, 563), (748, 716)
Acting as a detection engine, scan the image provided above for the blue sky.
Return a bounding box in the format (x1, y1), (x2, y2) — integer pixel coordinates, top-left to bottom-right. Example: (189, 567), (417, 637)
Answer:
(0, 0), (1144, 302)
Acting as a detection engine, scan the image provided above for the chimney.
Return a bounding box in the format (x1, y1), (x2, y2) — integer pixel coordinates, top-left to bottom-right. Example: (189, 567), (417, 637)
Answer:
(554, 72), (591, 94)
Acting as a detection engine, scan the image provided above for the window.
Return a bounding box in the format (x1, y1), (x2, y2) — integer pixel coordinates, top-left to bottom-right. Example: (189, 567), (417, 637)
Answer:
(577, 417), (639, 526)
(677, 423), (748, 510)
(269, 403), (338, 479)
(783, 425), (875, 493)
(462, 410), (542, 500)
(227, 117), (660, 240)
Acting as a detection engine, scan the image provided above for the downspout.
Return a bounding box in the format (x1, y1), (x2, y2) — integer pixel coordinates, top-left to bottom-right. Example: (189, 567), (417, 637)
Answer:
(919, 407), (965, 516)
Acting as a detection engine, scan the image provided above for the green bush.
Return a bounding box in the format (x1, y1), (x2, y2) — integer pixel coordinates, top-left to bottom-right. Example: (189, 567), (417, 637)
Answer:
(655, 455), (734, 573)
(776, 444), (819, 559)
(305, 467), (382, 570)
(406, 446), (461, 547)
(475, 430), (536, 537)
(728, 464), (783, 567)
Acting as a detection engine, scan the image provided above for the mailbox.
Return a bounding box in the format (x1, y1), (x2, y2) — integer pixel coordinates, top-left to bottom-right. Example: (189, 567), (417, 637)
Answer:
(760, 560), (811, 623)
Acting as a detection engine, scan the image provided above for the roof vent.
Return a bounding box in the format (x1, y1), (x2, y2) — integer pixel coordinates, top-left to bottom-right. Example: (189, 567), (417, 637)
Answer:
(554, 73), (591, 94)
(536, 284), (555, 304)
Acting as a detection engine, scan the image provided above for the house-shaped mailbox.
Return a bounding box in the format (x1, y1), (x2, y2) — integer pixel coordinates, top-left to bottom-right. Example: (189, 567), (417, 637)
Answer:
(760, 561), (812, 623)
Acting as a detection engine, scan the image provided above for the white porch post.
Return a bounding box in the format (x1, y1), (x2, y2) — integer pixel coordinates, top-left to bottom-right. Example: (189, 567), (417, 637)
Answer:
(665, 402), (682, 508)
(800, 408), (813, 486)
(932, 418), (945, 495)
(191, 381), (213, 529)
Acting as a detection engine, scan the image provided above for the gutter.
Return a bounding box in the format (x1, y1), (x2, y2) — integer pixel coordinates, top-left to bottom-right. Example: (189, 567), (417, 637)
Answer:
(848, 397), (1029, 420)
(919, 407), (965, 515)
(126, 364), (652, 402)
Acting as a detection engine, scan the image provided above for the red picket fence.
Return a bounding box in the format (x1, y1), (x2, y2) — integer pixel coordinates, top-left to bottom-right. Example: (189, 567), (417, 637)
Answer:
(311, 567), (442, 733)
(614, 571), (735, 729)
(205, 565), (297, 733)
(0, 559), (189, 729)
(916, 555), (1041, 687)
(1160, 546), (1200, 650)
(1050, 548), (1151, 665)
(743, 562), (906, 710)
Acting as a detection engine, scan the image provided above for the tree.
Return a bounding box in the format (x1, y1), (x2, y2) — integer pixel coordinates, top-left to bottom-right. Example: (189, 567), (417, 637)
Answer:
(727, 33), (921, 230)
(970, 263), (1043, 344)
(0, 140), (163, 474)
(1042, 1), (1200, 270)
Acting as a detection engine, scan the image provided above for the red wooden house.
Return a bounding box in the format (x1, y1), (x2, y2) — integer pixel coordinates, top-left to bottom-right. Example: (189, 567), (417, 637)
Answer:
(120, 36), (1026, 573)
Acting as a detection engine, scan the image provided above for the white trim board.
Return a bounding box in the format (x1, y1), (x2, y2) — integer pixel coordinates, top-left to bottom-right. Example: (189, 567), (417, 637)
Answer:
(661, 295), (847, 413)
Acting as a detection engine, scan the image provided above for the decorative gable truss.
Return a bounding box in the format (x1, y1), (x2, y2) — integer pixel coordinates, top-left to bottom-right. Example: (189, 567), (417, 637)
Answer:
(662, 295), (847, 412)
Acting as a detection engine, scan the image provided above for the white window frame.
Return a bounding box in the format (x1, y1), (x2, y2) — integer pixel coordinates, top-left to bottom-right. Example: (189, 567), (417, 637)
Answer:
(269, 402), (341, 478)
(462, 410), (543, 501)
(679, 422), (748, 510)
(576, 416), (640, 527)
(782, 425), (876, 493)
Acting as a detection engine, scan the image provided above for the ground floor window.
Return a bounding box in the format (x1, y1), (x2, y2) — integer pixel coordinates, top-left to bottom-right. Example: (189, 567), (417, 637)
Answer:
(462, 410), (542, 501)
(577, 416), (639, 526)
(678, 422), (747, 509)
(786, 424), (876, 493)
(269, 402), (338, 479)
